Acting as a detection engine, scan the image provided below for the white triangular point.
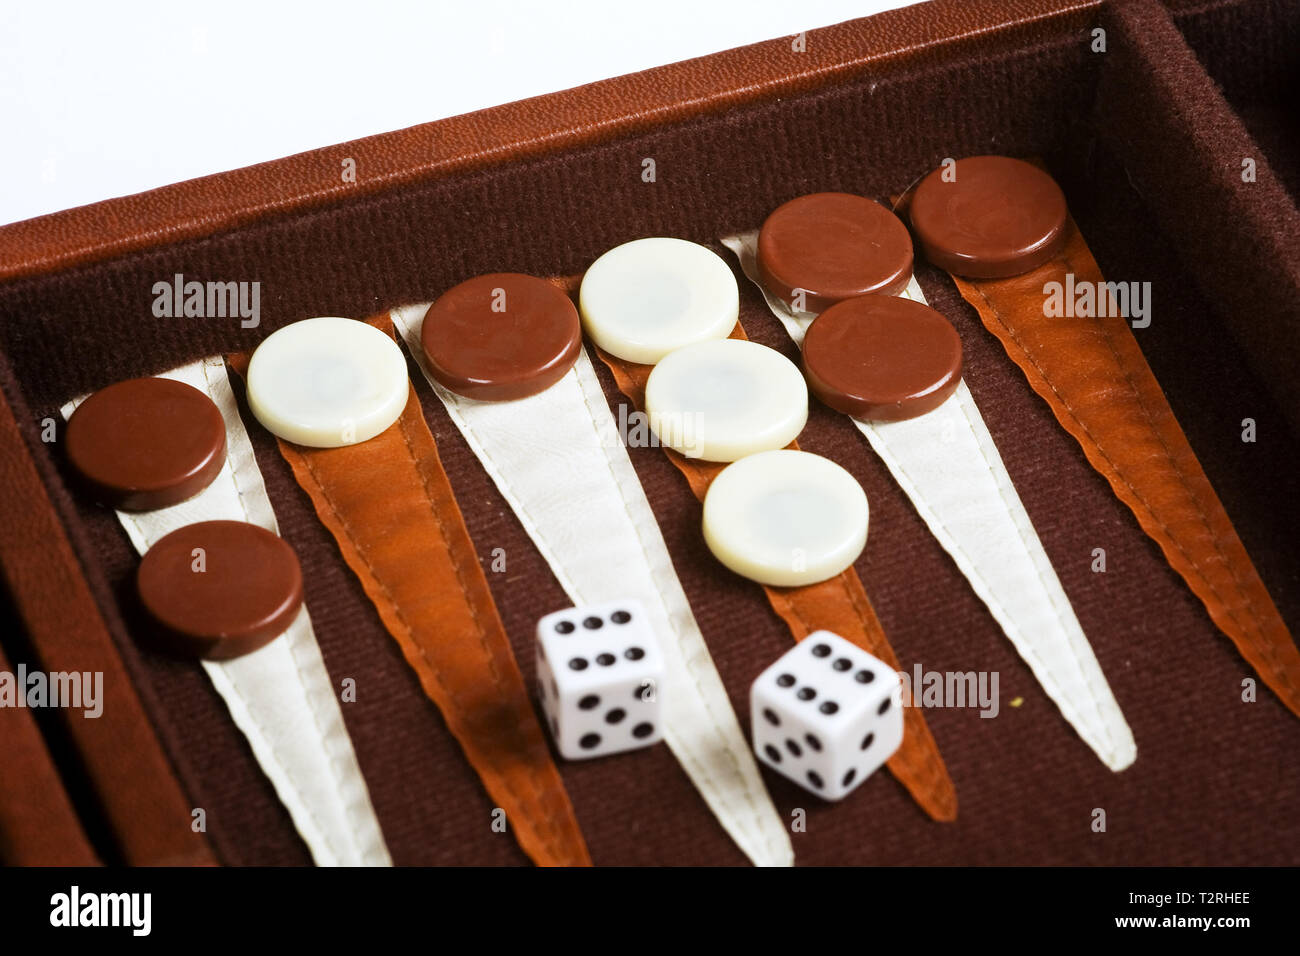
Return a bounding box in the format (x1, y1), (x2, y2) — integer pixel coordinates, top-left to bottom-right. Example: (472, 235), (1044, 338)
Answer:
(722, 232), (1136, 772)
(393, 304), (794, 866)
(63, 359), (391, 865)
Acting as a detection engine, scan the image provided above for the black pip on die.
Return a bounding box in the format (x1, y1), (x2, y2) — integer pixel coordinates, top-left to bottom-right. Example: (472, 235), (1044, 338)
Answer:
(536, 599), (665, 759)
(751, 630), (903, 800)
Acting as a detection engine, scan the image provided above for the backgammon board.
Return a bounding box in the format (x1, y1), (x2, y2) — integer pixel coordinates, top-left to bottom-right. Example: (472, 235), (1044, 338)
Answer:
(1, 0), (1297, 868)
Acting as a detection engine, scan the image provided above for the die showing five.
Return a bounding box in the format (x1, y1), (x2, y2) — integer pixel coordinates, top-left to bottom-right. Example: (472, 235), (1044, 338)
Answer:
(750, 630), (904, 801)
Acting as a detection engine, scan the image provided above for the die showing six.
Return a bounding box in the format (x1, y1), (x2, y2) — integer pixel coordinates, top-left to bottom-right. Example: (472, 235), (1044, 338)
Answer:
(535, 599), (666, 761)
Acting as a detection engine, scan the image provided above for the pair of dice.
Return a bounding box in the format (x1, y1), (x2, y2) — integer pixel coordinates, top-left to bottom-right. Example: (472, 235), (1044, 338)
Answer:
(535, 599), (903, 801)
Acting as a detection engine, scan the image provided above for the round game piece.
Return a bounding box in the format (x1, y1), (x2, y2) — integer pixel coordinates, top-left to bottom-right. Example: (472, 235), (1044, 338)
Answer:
(66, 377), (226, 512)
(137, 520), (303, 660)
(757, 192), (914, 312)
(246, 316), (408, 447)
(644, 339), (807, 461)
(421, 273), (582, 400)
(908, 156), (1068, 279)
(803, 295), (963, 422)
(702, 449), (869, 587)
(579, 238), (739, 364)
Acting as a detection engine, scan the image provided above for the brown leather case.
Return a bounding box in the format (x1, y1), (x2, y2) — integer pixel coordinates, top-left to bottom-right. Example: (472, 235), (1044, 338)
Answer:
(0, 643), (99, 866)
(1, 0), (1297, 865)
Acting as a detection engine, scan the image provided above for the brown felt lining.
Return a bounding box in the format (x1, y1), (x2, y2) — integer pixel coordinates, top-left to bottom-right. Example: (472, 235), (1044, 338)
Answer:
(0, 0), (1296, 864)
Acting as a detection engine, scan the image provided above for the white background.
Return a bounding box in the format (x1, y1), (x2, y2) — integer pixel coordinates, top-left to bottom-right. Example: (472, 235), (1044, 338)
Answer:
(0, 0), (913, 226)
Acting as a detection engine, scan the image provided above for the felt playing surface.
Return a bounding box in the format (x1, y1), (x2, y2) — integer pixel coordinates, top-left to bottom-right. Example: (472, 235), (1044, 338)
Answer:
(0, 0), (1297, 865)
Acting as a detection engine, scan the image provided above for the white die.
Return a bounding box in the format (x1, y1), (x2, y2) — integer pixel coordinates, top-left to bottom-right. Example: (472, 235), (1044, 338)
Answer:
(535, 599), (665, 760)
(750, 630), (903, 801)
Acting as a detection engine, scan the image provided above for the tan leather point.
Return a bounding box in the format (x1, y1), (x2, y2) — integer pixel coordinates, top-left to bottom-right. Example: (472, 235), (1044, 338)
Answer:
(595, 320), (958, 823)
(229, 316), (591, 867)
(944, 217), (1300, 719)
